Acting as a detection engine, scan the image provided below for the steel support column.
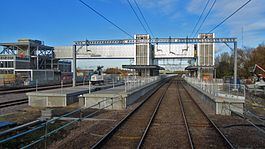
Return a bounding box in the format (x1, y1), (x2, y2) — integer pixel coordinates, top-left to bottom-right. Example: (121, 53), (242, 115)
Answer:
(72, 45), (77, 87)
(37, 46), (39, 70)
(234, 42), (237, 88)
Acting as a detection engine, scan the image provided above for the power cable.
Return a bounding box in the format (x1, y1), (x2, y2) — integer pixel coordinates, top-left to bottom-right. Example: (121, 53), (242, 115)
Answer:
(208, 0), (252, 33)
(194, 0), (216, 37)
(78, 0), (133, 38)
(132, 0), (155, 37)
(126, 0), (149, 34)
(190, 0), (211, 37)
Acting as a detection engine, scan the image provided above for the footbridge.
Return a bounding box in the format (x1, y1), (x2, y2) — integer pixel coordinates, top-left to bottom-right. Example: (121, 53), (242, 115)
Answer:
(54, 34), (238, 86)
(54, 36), (236, 59)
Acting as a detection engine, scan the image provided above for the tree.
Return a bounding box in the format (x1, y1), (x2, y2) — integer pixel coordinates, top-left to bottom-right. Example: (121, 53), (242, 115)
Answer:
(237, 48), (251, 78)
(249, 45), (265, 68)
(215, 52), (233, 78)
(215, 44), (265, 79)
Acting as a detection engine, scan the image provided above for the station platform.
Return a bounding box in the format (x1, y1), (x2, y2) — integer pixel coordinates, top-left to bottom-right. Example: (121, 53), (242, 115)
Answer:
(81, 77), (169, 110)
(184, 78), (245, 115)
(27, 83), (123, 107)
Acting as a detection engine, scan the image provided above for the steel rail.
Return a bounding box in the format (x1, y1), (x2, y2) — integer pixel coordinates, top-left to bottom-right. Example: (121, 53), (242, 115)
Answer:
(0, 120), (41, 137)
(91, 78), (170, 149)
(180, 80), (235, 149)
(231, 110), (265, 135)
(0, 98), (28, 105)
(0, 98), (28, 109)
(0, 96), (122, 147)
(20, 98), (125, 149)
(0, 82), (86, 95)
(136, 80), (172, 148)
(176, 80), (194, 149)
(0, 82), (124, 95)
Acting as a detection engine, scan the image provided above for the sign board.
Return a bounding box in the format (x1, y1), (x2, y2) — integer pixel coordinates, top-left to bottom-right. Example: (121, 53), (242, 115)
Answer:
(154, 44), (194, 58)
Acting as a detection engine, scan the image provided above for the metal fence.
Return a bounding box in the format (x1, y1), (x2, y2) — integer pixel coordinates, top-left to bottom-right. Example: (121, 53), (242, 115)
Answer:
(185, 77), (246, 100)
(124, 76), (161, 92)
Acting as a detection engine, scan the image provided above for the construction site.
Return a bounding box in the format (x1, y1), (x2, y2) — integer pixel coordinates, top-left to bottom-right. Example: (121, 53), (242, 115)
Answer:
(0, 0), (264, 148)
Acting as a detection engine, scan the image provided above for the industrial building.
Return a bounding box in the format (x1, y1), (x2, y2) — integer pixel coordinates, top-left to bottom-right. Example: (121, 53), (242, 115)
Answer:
(0, 39), (71, 86)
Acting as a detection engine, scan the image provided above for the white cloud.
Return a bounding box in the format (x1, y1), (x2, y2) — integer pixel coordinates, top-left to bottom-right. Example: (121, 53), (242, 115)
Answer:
(187, 0), (265, 46)
(244, 20), (265, 32)
(187, 0), (265, 30)
(118, 0), (265, 46)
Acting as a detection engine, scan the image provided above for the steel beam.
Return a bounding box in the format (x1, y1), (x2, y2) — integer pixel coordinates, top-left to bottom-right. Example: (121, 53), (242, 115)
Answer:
(74, 38), (237, 46)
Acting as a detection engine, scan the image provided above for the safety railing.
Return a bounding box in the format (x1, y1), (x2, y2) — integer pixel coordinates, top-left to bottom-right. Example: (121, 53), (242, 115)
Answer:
(0, 97), (122, 149)
(124, 76), (161, 92)
(185, 77), (246, 100)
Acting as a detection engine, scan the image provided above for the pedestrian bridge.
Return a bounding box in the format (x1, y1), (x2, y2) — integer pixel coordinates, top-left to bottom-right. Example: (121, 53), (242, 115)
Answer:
(54, 44), (195, 59)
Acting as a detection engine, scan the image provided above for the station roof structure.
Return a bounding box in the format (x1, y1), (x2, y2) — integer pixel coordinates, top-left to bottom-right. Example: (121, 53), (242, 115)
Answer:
(122, 65), (165, 70)
(185, 65), (215, 71)
(0, 39), (53, 49)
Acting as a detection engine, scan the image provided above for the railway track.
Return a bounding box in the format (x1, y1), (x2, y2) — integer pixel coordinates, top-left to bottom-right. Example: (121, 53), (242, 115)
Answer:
(0, 98), (28, 109)
(139, 79), (192, 148)
(91, 79), (172, 148)
(91, 78), (235, 148)
(176, 80), (234, 148)
(0, 82), (86, 95)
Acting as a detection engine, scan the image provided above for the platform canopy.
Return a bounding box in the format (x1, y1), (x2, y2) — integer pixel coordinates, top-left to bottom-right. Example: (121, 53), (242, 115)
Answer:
(122, 65), (165, 70)
(122, 65), (164, 77)
(185, 65), (215, 71)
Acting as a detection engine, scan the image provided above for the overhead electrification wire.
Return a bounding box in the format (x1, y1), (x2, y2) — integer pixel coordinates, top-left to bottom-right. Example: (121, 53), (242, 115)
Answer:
(132, 0), (155, 37)
(78, 0), (133, 38)
(193, 0), (216, 38)
(126, 0), (149, 34)
(208, 0), (252, 33)
(190, 0), (211, 37)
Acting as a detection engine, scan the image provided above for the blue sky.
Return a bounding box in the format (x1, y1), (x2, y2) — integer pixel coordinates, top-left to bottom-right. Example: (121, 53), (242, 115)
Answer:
(0, 0), (265, 68)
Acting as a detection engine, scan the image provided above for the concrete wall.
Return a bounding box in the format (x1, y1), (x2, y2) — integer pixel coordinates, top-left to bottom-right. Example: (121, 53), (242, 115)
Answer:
(28, 83), (125, 108)
(29, 95), (67, 107)
(125, 80), (161, 106)
(82, 94), (126, 110)
(83, 77), (169, 110)
(184, 81), (244, 115)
